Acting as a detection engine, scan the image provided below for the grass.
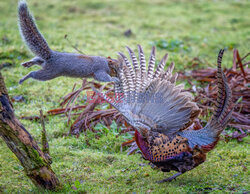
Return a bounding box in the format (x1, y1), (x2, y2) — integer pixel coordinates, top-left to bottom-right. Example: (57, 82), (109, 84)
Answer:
(0, 0), (249, 193)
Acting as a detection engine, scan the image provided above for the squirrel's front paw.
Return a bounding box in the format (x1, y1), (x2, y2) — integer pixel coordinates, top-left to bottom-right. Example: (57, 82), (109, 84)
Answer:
(111, 77), (120, 83)
(19, 75), (29, 84)
(19, 79), (24, 84)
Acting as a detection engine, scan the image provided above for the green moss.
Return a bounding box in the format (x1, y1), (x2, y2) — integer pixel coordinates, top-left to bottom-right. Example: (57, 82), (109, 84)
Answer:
(0, 0), (249, 192)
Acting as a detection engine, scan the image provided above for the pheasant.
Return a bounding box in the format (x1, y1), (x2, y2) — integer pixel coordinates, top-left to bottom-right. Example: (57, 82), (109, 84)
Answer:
(92, 45), (233, 183)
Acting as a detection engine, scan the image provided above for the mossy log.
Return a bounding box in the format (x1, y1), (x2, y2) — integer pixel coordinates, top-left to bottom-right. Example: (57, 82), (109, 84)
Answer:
(0, 72), (60, 190)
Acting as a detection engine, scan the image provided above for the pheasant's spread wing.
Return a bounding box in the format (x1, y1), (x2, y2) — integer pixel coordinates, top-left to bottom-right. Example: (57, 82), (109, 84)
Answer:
(94, 45), (200, 136)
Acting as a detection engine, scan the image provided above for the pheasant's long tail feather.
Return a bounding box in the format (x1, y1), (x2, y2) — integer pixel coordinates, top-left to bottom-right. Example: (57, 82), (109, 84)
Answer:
(208, 49), (233, 134)
(179, 49), (233, 151)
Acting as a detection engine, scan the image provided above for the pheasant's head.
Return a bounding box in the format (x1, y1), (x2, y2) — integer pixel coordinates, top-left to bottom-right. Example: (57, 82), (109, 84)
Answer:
(134, 129), (151, 160)
(133, 121), (152, 139)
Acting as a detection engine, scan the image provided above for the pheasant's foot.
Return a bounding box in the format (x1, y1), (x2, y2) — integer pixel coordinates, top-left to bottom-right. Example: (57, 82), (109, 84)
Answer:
(156, 172), (182, 183)
(149, 162), (157, 169)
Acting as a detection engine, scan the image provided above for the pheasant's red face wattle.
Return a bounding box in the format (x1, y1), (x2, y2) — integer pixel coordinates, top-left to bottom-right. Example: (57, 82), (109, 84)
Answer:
(134, 130), (151, 160)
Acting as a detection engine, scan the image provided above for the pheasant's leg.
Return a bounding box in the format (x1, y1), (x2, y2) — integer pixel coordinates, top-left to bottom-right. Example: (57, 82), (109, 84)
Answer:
(157, 172), (182, 183)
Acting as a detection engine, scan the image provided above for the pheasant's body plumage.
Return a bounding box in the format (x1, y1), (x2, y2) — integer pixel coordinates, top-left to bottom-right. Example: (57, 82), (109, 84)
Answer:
(93, 46), (232, 182)
(136, 131), (191, 163)
(135, 130), (206, 176)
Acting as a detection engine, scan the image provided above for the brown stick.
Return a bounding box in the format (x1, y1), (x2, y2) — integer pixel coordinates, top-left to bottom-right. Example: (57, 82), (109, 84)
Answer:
(0, 72), (60, 190)
(234, 49), (246, 79)
(40, 110), (52, 163)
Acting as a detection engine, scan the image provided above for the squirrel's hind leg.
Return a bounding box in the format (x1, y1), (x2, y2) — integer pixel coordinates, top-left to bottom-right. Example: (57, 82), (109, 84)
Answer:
(21, 57), (44, 68)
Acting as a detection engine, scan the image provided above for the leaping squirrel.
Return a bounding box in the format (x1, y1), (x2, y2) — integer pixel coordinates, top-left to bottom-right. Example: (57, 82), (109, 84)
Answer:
(18, 0), (119, 84)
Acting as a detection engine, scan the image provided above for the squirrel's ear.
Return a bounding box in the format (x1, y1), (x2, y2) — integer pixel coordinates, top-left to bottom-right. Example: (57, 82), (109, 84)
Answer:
(19, 0), (27, 6)
(117, 56), (124, 67)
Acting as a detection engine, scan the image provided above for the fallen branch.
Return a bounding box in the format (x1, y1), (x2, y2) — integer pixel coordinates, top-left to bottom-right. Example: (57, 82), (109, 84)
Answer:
(0, 72), (60, 190)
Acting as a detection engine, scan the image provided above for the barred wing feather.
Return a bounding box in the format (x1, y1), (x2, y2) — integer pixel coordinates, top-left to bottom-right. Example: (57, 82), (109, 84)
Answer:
(93, 45), (199, 136)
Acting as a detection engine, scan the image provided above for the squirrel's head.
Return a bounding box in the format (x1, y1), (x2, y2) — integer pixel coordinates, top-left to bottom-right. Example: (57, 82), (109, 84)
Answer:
(107, 57), (120, 77)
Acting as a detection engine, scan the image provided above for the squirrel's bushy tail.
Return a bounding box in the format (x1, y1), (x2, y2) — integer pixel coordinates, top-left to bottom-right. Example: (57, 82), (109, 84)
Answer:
(18, 0), (52, 59)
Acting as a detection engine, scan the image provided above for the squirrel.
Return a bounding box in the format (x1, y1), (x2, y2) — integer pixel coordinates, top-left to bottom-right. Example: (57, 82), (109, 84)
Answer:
(18, 0), (119, 84)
